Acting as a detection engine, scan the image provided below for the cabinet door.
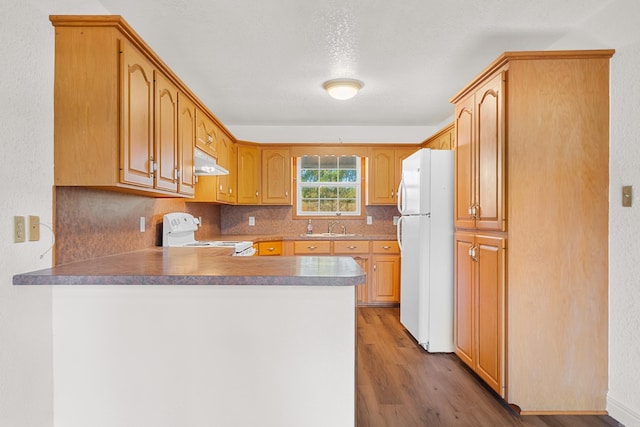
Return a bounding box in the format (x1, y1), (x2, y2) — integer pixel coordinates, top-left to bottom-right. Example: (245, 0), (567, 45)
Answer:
(475, 73), (505, 231)
(237, 144), (261, 204)
(474, 234), (505, 396)
(154, 71), (179, 193)
(262, 148), (291, 205)
(195, 108), (217, 159)
(120, 39), (154, 188)
(454, 232), (475, 368)
(368, 149), (395, 205)
(371, 255), (400, 303)
(216, 135), (232, 203)
(454, 94), (475, 229)
(352, 256), (369, 305)
(395, 148), (416, 195)
(177, 93), (196, 196)
(228, 140), (237, 204)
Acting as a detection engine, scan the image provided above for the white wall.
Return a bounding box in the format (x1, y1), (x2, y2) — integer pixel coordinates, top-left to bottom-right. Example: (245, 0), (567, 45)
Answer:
(550, 1), (640, 425)
(0, 1), (54, 425)
(0, 1), (106, 426)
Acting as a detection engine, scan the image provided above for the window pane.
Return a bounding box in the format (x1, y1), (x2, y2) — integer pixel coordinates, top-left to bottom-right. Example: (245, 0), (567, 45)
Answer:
(320, 156), (337, 169)
(301, 200), (318, 212)
(338, 187), (356, 198)
(300, 156), (319, 169)
(319, 200), (337, 212)
(300, 169), (319, 182)
(338, 169), (357, 182)
(319, 170), (338, 182)
(339, 199), (357, 212)
(339, 156), (357, 168)
(301, 186), (319, 198)
(319, 187), (338, 198)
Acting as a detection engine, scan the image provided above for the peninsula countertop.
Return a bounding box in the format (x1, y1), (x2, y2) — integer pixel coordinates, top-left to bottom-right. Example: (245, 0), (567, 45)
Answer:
(13, 247), (367, 286)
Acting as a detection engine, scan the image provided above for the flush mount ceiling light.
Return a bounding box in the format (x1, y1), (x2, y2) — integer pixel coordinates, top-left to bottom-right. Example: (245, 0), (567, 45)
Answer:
(323, 79), (363, 100)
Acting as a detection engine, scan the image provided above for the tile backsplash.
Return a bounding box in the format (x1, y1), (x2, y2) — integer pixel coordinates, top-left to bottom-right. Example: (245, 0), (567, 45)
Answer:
(220, 205), (399, 236)
(55, 187), (399, 265)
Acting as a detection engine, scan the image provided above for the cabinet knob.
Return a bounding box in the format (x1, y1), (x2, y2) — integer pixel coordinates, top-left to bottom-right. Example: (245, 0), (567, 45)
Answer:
(256, 191), (259, 197)
(348, 245), (357, 249)
(382, 245), (391, 249)
(267, 247), (275, 252)
(307, 246), (316, 250)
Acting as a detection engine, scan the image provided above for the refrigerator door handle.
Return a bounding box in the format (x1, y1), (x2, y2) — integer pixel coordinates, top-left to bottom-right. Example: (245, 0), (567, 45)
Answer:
(397, 179), (405, 213)
(396, 215), (404, 251)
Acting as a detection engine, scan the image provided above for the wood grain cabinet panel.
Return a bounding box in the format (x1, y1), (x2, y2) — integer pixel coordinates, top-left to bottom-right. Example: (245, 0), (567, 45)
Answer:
(451, 50), (614, 412)
(256, 241), (282, 256)
(261, 148), (291, 205)
(367, 148), (416, 205)
(237, 144), (261, 204)
(51, 16), (207, 198)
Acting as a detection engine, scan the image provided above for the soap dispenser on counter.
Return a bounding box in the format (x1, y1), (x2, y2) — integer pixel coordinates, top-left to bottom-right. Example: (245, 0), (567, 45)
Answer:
(306, 219), (313, 235)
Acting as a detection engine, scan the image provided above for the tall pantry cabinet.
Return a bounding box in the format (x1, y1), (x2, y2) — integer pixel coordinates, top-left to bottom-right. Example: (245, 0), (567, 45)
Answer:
(451, 50), (613, 413)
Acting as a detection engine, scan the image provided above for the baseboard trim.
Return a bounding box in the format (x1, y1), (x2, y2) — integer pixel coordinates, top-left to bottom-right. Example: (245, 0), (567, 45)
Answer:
(608, 395), (640, 427)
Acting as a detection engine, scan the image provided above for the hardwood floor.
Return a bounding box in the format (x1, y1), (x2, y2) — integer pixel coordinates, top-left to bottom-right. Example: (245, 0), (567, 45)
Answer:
(356, 307), (622, 427)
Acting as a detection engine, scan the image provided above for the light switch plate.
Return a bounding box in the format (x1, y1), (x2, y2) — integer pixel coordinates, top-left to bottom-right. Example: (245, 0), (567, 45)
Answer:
(29, 215), (40, 241)
(14, 216), (25, 242)
(248, 216), (255, 226)
(366, 216), (372, 225)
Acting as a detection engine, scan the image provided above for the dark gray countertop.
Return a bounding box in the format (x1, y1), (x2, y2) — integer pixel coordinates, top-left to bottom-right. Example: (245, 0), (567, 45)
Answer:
(13, 247), (366, 286)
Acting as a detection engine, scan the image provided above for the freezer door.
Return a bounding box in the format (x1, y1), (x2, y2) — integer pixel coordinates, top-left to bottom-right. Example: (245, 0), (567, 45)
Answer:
(399, 149), (431, 215)
(399, 214), (430, 346)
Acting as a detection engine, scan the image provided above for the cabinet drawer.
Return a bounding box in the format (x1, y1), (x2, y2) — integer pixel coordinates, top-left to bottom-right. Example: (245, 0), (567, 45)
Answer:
(333, 240), (369, 254)
(371, 240), (399, 254)
(257, 241), (282, 256)
(294, 240), (331, 254)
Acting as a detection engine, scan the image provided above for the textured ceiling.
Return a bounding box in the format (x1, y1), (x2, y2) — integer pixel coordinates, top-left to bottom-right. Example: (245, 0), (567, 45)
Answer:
(97, 0), (611, 128)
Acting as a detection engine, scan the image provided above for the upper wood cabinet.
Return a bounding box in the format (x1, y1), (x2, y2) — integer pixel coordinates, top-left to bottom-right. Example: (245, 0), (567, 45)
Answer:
(177, 93), (196, 196)
(261, 147), (292, 205)
(120, 39), (155, 189)
(50, 15), (219, 198)
(195, 107), (218, 160)
(450, 50), (614, 412)
(454, 72), (505, 231)
(237, 144), (261, 204)
(367, 147), (416, 205)
(216, 134), (235, 203)
(421, 123), (455, 150)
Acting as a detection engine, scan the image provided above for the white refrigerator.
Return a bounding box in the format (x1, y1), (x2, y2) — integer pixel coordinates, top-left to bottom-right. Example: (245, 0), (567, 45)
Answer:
(397, 148), (454, 352)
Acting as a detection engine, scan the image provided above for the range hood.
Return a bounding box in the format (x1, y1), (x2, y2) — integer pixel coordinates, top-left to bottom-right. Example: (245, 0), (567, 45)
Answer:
(194, 148), (229, 176)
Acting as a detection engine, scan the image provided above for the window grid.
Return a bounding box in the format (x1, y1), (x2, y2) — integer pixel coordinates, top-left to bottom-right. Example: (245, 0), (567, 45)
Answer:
(296, 155), (361, 217)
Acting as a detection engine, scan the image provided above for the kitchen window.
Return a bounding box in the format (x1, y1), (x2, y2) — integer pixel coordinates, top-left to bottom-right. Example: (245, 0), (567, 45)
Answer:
(295, 155), (362, 217)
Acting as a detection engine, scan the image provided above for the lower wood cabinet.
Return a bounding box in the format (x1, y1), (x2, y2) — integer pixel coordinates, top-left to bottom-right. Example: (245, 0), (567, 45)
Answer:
(284, 239), (400, 306)
(370, 241), (400, 305)
(454, 231), (506, 397)
(333, 240), (370, 305)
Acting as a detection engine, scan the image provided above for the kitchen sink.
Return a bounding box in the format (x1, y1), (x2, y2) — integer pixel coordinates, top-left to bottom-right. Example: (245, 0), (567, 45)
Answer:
(299, 233), (358, 237)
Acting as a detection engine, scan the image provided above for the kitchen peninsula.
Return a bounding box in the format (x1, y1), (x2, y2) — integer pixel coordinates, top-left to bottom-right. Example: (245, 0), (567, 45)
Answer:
(13, 248), (365, 427)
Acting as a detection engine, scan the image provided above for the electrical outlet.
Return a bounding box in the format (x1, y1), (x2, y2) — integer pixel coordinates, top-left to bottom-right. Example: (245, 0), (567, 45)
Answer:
(139, 216), (145, 232)
(29, 216), (40, 241)
(366, 216), (373, 225)
(622, 185), (632, 207)
(248, 216), (255, 226)
(14, 216), (25, 242)
(393, 216), (400, 225)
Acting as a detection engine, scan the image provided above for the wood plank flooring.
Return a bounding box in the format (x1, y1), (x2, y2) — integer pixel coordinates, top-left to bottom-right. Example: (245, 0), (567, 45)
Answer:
(356, 307), (623, 427)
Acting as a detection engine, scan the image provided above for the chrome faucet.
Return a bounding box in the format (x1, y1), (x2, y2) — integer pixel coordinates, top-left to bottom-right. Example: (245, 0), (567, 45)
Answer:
(328, 221), (339, 234)
(341, 225), (347, 235)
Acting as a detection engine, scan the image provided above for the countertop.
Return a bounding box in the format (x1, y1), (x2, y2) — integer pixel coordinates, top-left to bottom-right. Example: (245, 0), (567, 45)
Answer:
(13, 247), (366, 286)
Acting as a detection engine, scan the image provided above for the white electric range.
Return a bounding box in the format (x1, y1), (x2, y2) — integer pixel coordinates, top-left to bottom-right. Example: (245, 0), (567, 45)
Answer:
(162, 212), (255, 256)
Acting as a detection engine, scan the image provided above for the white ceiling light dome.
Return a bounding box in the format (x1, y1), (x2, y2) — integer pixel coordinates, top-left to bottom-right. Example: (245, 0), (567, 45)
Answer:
(323, 79), (363, 100)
